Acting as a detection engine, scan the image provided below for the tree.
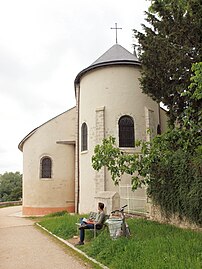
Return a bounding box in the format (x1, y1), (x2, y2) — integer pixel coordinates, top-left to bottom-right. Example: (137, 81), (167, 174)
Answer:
(0, 172), (22, 202)
(134, 0), (202, 125)
(181, 62), (202, 129)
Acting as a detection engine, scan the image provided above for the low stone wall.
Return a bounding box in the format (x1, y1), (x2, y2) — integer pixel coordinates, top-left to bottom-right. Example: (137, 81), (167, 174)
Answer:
(0, 200), (22, 207)
(149, 204), (201, 231)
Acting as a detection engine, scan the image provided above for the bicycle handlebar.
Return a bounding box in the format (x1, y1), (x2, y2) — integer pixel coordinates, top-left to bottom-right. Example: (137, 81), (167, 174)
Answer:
(111, 205), (128, 214)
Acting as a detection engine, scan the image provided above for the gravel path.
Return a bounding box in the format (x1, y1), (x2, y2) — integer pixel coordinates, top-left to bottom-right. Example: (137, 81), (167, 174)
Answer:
(0, 206), (91, 269)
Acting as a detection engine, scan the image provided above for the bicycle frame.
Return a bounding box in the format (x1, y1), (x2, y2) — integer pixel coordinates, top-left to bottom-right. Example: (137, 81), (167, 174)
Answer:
(111, 205), (130, 238)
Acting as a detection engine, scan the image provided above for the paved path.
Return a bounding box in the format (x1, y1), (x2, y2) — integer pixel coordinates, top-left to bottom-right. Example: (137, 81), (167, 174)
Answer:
(0, 206), (91, 269)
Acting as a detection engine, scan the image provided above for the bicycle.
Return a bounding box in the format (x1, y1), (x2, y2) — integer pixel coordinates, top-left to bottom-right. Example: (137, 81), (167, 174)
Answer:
(106, 205), (131, 239)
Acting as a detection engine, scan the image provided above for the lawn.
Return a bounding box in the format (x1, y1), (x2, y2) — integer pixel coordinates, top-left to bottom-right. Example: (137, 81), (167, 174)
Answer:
(38, 212), (202, 269)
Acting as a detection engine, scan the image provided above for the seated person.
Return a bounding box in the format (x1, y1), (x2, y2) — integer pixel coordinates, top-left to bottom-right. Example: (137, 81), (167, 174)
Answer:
(76, 202), (105, 245)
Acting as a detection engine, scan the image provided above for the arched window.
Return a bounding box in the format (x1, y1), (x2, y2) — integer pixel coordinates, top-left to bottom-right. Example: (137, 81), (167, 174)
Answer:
(118, 115), (135, 147)
(41, 157), (52, 178)
(81, 122), (88, 151)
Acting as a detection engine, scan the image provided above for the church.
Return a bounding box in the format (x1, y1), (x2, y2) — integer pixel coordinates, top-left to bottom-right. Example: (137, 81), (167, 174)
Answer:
(18, 43), (168, 216)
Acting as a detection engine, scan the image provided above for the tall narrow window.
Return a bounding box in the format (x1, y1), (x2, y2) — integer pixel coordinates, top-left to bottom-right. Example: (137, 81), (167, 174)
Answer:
(119, 115), (135, 147)
(157, 124), (161, 135)
(41, 157), (52, 178)
(81, 122), (88, 151)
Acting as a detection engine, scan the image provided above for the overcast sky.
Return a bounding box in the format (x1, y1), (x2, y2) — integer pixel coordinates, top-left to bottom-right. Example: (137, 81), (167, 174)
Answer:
(0, 0), (150, 174)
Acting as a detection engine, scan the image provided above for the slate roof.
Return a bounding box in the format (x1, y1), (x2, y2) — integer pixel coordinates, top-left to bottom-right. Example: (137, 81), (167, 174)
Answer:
(74, 44), (140, 84)
(91, 44), (140, 66)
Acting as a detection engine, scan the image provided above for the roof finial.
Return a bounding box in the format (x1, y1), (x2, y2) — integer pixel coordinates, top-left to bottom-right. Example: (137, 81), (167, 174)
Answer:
(133, 44), (139, 57)
(110, 23), (122, 44)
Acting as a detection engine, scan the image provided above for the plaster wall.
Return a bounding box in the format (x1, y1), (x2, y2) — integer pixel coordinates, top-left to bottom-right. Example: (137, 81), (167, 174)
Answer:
(78, 65), (160, 213)
(22, 108), (76, 215)
(160, 108), (168, 133)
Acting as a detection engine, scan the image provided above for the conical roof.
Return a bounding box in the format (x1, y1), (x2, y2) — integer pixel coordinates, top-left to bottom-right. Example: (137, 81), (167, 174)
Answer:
(75, 44), (140, 84)
(91, 44), (140, 66)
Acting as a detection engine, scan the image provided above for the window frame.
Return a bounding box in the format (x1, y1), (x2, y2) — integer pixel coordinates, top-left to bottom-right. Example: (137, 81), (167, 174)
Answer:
(81, 122), (88, 152)
(40, 156), (52, 179)
(118, 115), (135, 148)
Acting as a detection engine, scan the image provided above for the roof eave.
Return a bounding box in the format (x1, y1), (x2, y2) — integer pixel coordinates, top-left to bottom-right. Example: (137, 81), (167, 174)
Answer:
(18, 128), (38, 152)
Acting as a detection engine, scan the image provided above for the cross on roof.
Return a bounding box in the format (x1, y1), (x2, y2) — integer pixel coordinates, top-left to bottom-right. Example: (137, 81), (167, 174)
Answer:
(110, 23), (122, 44)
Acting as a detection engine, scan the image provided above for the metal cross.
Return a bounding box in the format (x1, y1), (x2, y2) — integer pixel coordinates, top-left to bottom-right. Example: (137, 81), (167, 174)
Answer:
(110, 23), (122, 44)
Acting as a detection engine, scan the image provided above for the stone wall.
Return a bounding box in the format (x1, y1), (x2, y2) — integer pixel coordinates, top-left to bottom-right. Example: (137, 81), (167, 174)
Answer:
(0, 201), (22, 207)
(149, 203), (201, 230)
(95, 106), (106, 193)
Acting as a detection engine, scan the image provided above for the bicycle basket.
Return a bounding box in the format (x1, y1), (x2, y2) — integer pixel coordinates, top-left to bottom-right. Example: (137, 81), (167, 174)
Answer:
(106, 218), (123, 239)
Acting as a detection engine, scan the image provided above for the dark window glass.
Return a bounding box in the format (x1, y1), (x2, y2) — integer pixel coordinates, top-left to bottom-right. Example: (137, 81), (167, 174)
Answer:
(81, 122), (88, 151)
(157, 124), (161, 135)
(119, 116), (135, 147)
(41, 157), (52, 178)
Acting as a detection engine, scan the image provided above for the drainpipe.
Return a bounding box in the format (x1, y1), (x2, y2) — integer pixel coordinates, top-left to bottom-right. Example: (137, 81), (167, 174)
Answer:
(75, 83), (80, 213)
(157, 102), (161, 135)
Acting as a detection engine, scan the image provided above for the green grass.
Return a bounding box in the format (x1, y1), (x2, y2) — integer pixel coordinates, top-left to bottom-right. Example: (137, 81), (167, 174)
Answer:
(38, 213), (202, 269)
(38, 212), (81, 239)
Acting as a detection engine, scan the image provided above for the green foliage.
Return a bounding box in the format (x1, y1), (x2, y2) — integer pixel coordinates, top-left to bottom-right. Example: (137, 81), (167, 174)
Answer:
(0, 172), (22, 202)
(134, 0), (202, 125)
(189, 62), (202, 100)
(92, 136), (148, 189)
(148, 144), (202, 224)
(92, 137), (150, 190)
(181, 62), (202, 130)
(39, 213), (202, 269)
(92, 137), (123, 185)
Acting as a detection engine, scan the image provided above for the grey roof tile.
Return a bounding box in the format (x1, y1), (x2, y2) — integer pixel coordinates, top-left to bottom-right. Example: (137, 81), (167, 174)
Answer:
(91, 44), (140, 66)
